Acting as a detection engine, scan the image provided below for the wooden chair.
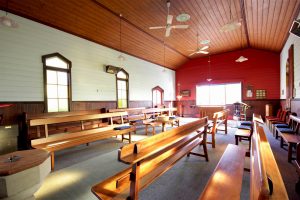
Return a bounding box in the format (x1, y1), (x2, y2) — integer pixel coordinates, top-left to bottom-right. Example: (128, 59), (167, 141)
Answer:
(278, 115), (300, 162)
(294, 143), (300, 194)
(272, 113), (297, 139)
(207, 109), (228, 148)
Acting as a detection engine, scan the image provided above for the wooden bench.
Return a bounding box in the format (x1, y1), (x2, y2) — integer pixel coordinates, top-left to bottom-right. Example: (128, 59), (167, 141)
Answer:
(207, 109), (229, 148)
(277, 115), (300, 162)
(198, 144), (246, 200)
(31, 112), (136, 170)
(199, 106), (226, 120)
(251, 116), (288, 199)
(294, 143), (300, 193)
(108, 107), (145, 125)
(199, 114), (288, 200)
(19, 109), (105, 148)
(91, 117), (209, 200)
(142, 107), (180, 135)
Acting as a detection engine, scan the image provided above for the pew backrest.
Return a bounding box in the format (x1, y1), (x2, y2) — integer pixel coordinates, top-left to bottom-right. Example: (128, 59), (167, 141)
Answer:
(29, 111), (129, 138)
(92, 117), (208, 200)
(251, 115), (288, 199)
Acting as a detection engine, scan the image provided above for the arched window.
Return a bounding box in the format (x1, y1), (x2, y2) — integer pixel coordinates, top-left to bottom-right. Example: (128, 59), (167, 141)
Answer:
(42, 53), (71, 112)
(116, 69), (129, 108)
(152, 86), (164, 107)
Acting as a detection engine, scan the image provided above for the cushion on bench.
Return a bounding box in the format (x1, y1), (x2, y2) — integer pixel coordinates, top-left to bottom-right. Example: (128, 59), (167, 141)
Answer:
(114, 126), (132, 130)
(274, 124), (289, 128)
(240, 121), (252, 126)
(130, 119), (143, 123)
(237, 125), (252, 130)
(278, 128), (294, 133)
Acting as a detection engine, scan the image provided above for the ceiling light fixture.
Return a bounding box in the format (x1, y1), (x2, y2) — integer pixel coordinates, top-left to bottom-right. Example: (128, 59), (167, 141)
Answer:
(200, 39), (210, 45)
(220, 0), (241, 32)
(162, 41), (166, 72)
(118, 14), (126, 64)
(235, 16), (248, 63)
(176, 13), (190, 22)
(207, 56), (212, 82)
(0, 1), (18, 28)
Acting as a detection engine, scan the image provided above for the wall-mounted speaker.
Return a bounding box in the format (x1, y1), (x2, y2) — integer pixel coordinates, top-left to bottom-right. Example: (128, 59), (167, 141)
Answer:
(105, 65), (121, 74)
(289, 20), (300, 38)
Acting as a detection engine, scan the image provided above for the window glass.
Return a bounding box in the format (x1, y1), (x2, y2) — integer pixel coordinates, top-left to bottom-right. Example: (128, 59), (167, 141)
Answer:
(48, 99), (59, 112)
(117, 70), (127, 79)
(152, 86), (164, 107)
(116, 70), (129, 108)
(47, 70), (57, 84)
(196, 83), (241, 106)
(58, 99), (69, 111)
(46, 57), (68, 69)
(57, 72), (68, 85)
(43, 53), (71, 112)
(47, 85), (58, 98)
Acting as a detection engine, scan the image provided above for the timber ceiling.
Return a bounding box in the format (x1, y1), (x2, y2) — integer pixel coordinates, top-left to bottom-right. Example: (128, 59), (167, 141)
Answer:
(0, 0), (299, 70)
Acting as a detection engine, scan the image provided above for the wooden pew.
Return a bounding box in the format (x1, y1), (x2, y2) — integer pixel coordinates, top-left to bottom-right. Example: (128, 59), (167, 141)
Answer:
(19, 109), (105, 148)
(251, 115), (288, 199)
(198, 144), (246, 200)
(31, 112), (135, 170)
(199, 114), (287, 200)
(294, 143), (300, 193)
(199, 106), (226, 120)
(29, 112), (129, 138)
(277, 115), (300, 162)
(108, 107), (145, 124)
(142, 107), (180, 135)
(207, 109), (229, 148)
(91, 118), (209, 200)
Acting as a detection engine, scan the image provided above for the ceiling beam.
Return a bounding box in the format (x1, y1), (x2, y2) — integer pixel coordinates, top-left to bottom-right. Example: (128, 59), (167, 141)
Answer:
(240, 0), (250, 47)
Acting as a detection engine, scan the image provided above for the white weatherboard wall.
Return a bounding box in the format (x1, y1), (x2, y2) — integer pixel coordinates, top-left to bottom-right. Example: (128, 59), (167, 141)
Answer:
(280, 12), (300, 99)
(0, 11), (175, 102)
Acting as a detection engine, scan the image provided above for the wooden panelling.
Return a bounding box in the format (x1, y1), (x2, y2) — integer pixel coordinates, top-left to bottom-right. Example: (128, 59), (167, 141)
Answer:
(244, 0), (300, 51)
(0, 100), (155, 125)
(0, 0), (299, 69)
(176, 99), (281, 120)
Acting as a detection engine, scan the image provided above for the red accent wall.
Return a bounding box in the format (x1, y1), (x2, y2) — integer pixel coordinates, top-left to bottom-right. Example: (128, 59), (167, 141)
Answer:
(176, 48), (280, 100)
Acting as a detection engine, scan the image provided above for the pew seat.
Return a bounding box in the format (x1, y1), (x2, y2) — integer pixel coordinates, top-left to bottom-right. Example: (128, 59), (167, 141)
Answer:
(198, 144), (246, 200)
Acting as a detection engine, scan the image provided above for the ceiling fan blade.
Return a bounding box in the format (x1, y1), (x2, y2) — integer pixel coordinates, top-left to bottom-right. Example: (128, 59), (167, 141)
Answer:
(167, 15), (173, 25)
(200, 45), (209, 51)
(165, 26), (171, 37)
(199, 50), (209, 54)
(149, 26), (166, 29)
(189, 52), (197, 56)
(172, 24), (189, 29)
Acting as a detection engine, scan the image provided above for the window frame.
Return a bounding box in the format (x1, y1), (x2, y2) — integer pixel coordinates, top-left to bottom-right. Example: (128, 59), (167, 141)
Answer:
(116, 69), (129, 108)
(42, 52), (72, 112)
(196, 82), (242, 106)
(152, 86), (164, 108)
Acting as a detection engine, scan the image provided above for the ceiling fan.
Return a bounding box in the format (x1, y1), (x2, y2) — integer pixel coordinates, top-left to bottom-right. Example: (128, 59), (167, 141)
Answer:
(149, 0), (189, 37)
(189, 33), (209, 56)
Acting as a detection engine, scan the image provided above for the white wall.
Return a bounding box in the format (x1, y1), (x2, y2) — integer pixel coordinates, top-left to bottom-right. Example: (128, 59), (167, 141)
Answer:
(0, 11), (175, 102)
(280, 13), (300, 99)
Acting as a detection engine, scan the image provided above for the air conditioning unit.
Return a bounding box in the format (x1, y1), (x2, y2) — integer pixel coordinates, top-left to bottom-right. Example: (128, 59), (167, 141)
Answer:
(105, 65), (121, 74)
(289, 20), (300, 38)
